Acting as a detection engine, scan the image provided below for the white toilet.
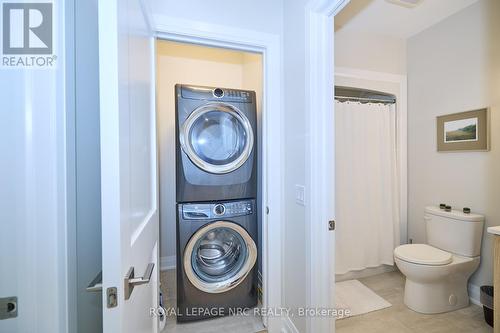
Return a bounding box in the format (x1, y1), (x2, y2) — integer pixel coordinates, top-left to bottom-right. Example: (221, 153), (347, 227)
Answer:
(394, 206), (484, 314)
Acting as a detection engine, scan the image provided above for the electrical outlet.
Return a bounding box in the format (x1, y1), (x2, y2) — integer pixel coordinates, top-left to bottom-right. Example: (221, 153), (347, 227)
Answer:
(295, 185), (305, 206)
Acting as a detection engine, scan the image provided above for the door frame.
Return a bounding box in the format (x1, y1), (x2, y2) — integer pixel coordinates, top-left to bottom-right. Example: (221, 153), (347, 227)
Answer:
(149, 13), (284, 333)
(305, 1), (350, 332)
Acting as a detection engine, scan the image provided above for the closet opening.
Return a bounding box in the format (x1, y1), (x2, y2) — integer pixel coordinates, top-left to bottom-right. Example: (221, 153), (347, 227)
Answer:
(155, 40), (266, 332)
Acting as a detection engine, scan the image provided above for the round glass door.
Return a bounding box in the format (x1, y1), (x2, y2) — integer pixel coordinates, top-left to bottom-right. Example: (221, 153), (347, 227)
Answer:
(183, 221), (257, 294)
(180, 103), (254, 174)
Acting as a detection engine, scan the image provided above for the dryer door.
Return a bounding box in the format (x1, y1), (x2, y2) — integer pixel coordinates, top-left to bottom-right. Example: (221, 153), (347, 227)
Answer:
(180, 102), (254, 174)
(183, 221), (257, 293)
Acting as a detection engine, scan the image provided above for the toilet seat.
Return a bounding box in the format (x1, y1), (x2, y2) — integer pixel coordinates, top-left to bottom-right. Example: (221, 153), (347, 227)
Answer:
(394, 244), (452, 266)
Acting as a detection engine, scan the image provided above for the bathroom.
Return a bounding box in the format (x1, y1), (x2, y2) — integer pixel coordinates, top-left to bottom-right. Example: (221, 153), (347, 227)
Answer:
(333, 0), (500, 332)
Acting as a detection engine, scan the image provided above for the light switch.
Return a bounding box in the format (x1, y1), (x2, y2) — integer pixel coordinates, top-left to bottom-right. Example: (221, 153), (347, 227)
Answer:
(295, 184), (305, 206)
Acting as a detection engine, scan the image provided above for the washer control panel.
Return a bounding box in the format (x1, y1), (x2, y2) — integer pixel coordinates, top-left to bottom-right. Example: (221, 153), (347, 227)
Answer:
(182, 200), (254, 220)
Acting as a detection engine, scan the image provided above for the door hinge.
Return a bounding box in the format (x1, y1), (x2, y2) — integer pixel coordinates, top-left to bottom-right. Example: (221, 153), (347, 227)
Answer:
(107, 287), (118, 308)
(328, 220), (335, 231)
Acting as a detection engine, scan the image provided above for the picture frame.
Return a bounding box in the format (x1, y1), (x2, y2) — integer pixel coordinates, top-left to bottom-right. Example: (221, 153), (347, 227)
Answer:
(437, 108), (490, 152)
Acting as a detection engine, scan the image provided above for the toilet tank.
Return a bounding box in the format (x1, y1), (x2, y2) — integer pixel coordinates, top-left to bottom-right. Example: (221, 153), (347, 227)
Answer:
(425, 206), (484, 257)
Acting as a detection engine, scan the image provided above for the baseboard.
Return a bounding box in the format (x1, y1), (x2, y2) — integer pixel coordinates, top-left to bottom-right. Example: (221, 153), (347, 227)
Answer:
(336, 264), (396, 282)
(281, 316), (299, 333)
(468, 283), (481, 306)
(160, 256), (176, 271)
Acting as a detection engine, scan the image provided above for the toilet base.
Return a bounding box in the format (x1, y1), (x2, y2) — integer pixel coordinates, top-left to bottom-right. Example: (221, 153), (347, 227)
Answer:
(403, 278), (470, 314)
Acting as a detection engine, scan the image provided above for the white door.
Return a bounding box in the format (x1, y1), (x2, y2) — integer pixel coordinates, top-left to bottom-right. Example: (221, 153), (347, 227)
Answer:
(98, 0), (159, 332)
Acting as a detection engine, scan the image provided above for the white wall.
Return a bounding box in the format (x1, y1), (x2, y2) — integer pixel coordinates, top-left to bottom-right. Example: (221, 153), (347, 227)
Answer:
(408, 0), (500, 289)
(150, 0), (283, 35)
(283, 1), (308, 331)
(335, 30), (407, 75)
(156, 41), (262, 268)
(0, 1), (69, 332)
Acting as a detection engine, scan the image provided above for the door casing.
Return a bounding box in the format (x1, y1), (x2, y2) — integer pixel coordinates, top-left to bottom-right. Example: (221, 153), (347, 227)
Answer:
(305, 1), (350, 333)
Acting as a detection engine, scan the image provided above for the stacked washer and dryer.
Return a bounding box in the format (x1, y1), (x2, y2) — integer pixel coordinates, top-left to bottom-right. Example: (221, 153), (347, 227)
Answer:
(175, 84), (259, 322)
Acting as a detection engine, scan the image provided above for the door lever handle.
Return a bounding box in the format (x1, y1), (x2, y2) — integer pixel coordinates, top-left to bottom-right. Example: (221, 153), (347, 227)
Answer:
(124, 263), (155, 300)
(86, 271), (103, 293)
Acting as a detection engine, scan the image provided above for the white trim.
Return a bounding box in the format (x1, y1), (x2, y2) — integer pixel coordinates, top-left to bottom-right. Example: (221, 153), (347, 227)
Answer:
(138, 0), (155, 33)
(281, 316), (300, 333)
(160, 256), (176, 271)
(153, 16), (274, 53)
(468, 283), (481, 306)
(65, 0), (77, 332)
(334, 66), (408, 245)
(150, 14), (283, 333)
(305, 1), (350, 333)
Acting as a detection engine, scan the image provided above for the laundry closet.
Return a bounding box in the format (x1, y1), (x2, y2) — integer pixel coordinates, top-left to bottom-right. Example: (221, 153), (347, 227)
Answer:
(72, 28), (268, 332)
(156, 40), (265, 331)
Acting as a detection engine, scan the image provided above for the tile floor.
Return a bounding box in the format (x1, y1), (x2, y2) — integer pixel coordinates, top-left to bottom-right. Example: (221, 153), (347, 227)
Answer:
(336, 271), (492, 333)
(160, 268), (491, 333)
(160, 269), (266, 333)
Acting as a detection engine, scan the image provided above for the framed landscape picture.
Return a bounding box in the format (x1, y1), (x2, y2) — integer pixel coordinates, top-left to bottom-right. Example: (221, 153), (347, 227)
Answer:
(437, 108), (489, 152)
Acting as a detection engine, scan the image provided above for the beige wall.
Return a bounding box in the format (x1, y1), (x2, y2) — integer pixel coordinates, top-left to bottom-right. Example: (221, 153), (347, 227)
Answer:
(408, 0), (500, 289)
(156, 41), (262, 264)
(335, 30), (407, 75)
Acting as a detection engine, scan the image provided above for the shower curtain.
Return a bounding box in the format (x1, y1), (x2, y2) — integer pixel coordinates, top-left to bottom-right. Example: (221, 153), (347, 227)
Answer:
(335, 100), (400, 275)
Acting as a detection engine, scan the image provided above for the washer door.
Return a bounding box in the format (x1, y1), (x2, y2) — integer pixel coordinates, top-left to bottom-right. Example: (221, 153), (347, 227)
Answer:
(180, 102), (254, 174)
(183, 221), (257, 294)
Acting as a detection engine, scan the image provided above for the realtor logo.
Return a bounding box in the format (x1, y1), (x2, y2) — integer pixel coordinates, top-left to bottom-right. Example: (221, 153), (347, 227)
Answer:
(2, 2), (55, 67)
(3, 2), (52, 54)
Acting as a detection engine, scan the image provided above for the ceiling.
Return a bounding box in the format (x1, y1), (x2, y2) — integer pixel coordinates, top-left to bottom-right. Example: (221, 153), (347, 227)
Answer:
(335, 0), (480, 39)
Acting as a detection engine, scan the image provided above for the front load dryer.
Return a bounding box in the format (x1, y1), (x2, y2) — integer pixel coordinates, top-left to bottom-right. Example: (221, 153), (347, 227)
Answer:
(175, 84), (257, 202)
(176, 199), (258, 322)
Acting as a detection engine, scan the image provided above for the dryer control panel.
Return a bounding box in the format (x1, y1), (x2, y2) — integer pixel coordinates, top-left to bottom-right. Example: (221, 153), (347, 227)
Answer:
(180, 84), (254, 103)
(182, 200), (254, 220)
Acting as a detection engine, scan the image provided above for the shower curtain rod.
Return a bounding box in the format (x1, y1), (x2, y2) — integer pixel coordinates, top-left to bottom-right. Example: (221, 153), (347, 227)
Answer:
(334, 86), (396, 104)
(334, 95), (396, 104)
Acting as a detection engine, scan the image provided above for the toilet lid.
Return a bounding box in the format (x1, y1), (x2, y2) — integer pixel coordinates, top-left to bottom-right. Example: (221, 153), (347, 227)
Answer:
(394, 244), (452, 266)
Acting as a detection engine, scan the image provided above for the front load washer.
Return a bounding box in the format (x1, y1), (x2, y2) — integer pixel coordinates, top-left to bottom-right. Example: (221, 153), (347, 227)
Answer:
(175, 84), (257, 202)
(176, 199), (258, 322)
